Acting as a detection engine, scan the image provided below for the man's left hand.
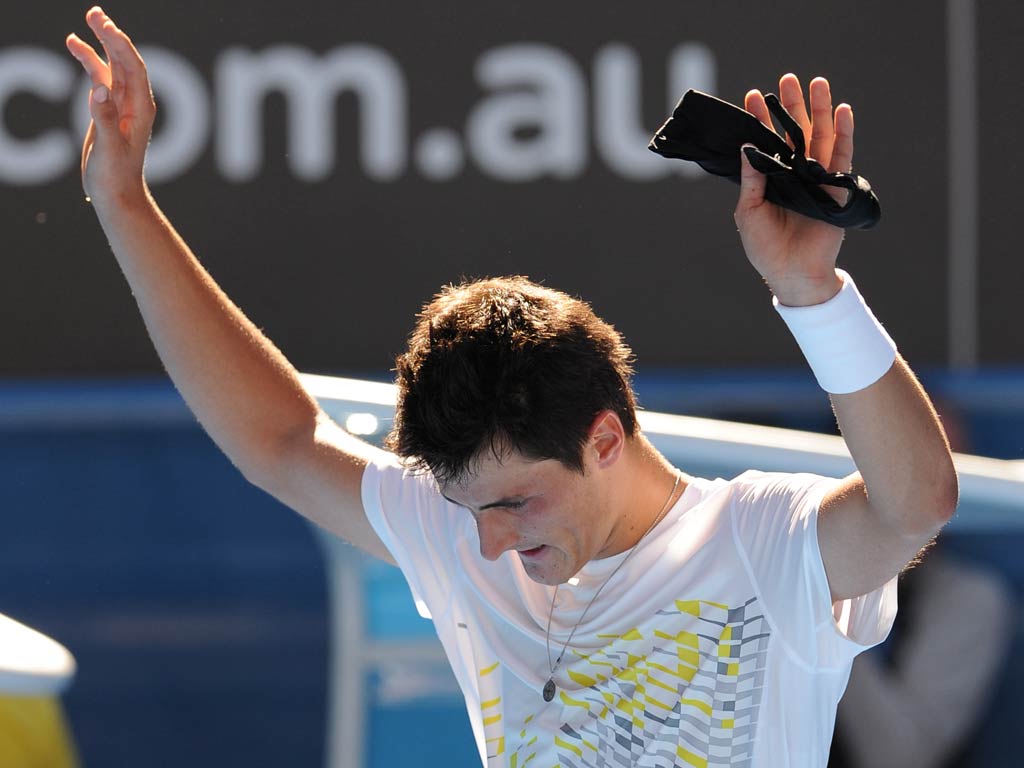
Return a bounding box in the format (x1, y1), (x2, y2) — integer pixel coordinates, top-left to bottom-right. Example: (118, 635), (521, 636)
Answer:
(734, 73), (851, 307)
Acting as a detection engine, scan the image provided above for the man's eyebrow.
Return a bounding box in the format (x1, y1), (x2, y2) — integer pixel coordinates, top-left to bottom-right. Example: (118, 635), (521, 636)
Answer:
(440, 494), (525, 511)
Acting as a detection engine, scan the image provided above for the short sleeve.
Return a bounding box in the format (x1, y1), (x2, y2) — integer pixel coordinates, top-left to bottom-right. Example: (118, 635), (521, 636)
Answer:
(729, 471), (897, 670)
(361, 454), (463, 621)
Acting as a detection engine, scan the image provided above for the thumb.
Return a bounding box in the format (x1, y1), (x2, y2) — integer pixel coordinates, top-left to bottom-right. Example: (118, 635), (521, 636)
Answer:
(735, 143), (767, 215)
(89, 84), (120, 146)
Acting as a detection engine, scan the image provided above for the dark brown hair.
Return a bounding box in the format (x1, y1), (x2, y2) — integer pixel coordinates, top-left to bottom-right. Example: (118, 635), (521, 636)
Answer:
(386, 276), (638, 485)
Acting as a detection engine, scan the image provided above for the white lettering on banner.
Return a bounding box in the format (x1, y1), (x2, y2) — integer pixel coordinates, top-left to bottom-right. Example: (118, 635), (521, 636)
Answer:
(466, 44), (586, 181)
(415, 127), (464, 181)
(595, 43), (714, 180)
(0, 42), (716, 185)
(216, 45), (406, 182)
(142, 48), (211, 183)
(0, 48), (76, 183)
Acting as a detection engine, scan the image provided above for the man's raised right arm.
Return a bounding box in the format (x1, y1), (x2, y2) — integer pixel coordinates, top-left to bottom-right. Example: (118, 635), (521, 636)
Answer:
(66, 7), (393, 562)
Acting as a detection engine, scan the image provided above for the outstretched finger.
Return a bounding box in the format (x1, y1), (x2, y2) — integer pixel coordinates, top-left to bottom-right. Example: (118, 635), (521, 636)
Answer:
(778, 74), (809, 152)
(85, 8), (116, 80)
(95, 15), (150, 102)
(830, 104), (854, 174)
(744, 89), (774, 134)
(808, 77), (835, 167)
(65, 34), (111, 88)
(85, 9), (130, 118)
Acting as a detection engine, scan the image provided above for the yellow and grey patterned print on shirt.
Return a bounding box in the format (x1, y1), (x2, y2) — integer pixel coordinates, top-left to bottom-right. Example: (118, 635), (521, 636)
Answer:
(501, 597), (768, 768)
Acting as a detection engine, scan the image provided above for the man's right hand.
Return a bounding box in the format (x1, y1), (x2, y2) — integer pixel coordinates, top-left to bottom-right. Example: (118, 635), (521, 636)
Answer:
(61, 7), (394, 565)
(66, 6), (155, 208)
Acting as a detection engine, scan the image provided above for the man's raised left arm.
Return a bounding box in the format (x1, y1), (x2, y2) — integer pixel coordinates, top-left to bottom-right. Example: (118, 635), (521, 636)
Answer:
(734, 74), (957, 602)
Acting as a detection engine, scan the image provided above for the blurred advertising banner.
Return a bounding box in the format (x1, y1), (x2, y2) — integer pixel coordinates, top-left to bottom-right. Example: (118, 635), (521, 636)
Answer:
(2, 1), (1020, 375)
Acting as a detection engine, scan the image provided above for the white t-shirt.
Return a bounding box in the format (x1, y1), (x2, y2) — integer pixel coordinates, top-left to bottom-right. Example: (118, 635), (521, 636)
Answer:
(362, 457), (897, 768)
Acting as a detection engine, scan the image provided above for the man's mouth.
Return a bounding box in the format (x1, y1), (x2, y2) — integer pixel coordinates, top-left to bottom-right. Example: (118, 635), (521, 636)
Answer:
(518, 545), (546, 558)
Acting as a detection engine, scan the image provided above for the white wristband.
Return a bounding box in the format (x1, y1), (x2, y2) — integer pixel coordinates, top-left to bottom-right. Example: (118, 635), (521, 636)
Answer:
(773, 269), (897, 394)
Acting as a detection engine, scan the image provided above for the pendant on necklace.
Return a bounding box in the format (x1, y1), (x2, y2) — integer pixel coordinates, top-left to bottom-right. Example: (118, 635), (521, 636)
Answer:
(543, 679), (556, 702)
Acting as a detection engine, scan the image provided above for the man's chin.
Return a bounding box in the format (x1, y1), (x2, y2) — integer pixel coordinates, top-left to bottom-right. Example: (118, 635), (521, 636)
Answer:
(518, 546), (572, 586)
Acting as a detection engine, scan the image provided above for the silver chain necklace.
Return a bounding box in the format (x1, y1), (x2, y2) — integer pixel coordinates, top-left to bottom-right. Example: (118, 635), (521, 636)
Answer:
(542, 471), (681, 702)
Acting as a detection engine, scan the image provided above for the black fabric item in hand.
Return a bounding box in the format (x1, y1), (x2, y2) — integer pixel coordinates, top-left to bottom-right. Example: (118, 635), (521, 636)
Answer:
(648, 90), (881, 229)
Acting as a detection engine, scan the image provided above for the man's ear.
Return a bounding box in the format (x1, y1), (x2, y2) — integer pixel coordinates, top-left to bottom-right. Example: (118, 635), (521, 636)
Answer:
(587, 410), (626, 469)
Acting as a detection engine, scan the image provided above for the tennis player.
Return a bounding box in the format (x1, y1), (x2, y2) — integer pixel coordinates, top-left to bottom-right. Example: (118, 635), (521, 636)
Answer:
(67, 7), (957, 766)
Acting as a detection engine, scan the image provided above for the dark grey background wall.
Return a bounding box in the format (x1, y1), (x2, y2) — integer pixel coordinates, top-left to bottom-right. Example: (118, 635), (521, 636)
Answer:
(2, 1), (1018, 376)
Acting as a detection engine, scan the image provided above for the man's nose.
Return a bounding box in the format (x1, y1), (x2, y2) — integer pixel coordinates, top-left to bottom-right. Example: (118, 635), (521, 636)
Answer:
(476, 511), (517, 561)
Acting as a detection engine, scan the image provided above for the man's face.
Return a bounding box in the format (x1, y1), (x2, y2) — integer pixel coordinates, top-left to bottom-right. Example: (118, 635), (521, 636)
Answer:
(439, 449), (613, 586)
